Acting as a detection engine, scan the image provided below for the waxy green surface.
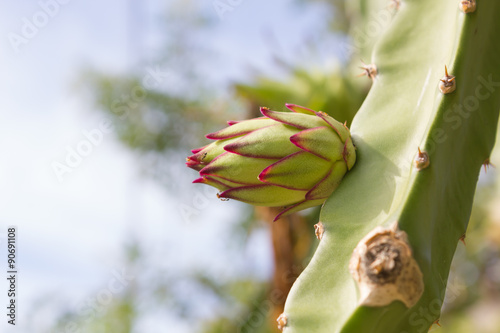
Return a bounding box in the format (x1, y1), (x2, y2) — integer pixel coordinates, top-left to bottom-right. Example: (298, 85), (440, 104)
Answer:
(283, 0), (500, 332)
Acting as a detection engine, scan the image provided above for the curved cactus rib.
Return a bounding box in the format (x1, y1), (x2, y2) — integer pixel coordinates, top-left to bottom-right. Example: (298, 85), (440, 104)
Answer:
(283, 0), (500, 332)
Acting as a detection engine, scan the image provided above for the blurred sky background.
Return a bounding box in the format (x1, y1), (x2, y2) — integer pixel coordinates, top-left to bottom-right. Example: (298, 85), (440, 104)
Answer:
(0, 1), (339, 332)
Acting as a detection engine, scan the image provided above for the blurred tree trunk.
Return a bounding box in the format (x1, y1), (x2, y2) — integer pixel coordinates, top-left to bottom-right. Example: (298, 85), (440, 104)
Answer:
(255, 207), (313, 331)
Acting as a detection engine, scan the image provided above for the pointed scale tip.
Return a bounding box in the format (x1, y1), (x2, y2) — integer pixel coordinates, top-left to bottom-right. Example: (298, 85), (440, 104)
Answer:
(285, 104), (315, 114)
(272, 215), (281, 222)
(186, 153), (202, 163)
(257, 172), (266, 183)
(216, 190), (230, 200)
(191, 147), (204, 154)
(272, 204), (296, 222)
(192, 177), (207, 184)
(257, 164), (274, 183)
(259, 106), (270, 116)
(186, 157), (206, 172)
(186, 159), (199, 168)
(205, 132), (217, 139)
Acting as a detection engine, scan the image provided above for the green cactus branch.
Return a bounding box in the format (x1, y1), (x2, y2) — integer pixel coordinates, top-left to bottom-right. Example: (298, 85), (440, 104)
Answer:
(282, 0), (500, 332)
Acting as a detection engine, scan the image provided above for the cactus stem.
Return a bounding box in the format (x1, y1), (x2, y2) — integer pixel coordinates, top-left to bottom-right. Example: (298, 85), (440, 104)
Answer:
(460, 0), (476, 13)
(314, 222), (325, 240)
(277, 313), (288, 331)
(439, 66), (456, 94)
(283, 0), (500, 329)
(414, 147), (430, 170)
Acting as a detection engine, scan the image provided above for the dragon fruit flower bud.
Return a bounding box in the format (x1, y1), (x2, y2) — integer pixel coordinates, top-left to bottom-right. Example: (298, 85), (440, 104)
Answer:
(186, 104), (356, 221)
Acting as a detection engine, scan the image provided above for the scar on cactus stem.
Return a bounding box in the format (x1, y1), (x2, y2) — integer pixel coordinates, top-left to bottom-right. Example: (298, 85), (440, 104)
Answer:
(414, 147), (430, 170)
(460, 0), (476, 13)
(186, 104), (356, 222)
(276, 313), (287, 331)
(358, 61), (377, 80)
(349, 222), (424, 307)
(314, 222), (325, 240)
(439, 65), (456, 94)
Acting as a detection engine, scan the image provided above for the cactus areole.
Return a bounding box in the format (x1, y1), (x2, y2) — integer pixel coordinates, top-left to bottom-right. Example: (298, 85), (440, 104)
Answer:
(186, 104), (356, 221)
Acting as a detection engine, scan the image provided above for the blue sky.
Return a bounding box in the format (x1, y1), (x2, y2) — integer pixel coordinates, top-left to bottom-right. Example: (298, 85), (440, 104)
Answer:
(0, 1), (335, 332)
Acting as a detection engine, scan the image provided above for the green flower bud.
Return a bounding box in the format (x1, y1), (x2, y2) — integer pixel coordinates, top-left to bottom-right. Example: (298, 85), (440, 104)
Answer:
(186, 104), (356, 221)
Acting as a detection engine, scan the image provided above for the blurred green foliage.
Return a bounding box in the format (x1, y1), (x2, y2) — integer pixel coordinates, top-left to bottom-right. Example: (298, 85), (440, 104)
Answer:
(235, 67), (366, 125)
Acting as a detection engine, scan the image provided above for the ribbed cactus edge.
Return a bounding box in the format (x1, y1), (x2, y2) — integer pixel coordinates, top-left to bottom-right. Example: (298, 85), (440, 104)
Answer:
(282, 0), (500, 332)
